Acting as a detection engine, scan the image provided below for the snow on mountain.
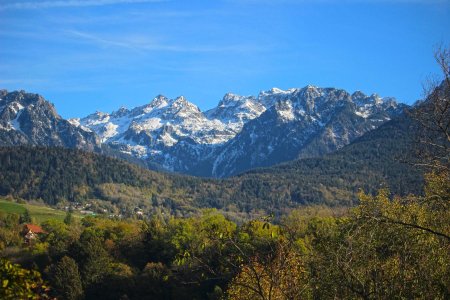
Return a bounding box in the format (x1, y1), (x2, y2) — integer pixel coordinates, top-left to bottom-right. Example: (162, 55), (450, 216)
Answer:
(0, 90), (99, 150)
(209, 86), (407, 177)
(204, 93), (266, 131)
(2, 85), (405, 177)
(69, 95), (238, 165)
(69, 93), (259, 170)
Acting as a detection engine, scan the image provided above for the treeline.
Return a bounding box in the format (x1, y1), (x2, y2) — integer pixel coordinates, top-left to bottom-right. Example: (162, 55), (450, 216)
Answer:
(246, 114), (424, 204)
(0, 171), (448, 299)
(0, 113), (424, 217)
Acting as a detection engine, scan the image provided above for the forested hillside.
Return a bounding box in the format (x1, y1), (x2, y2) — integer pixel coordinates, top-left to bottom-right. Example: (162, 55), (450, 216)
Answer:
(243, 113), (424, 204)
(0, 111), (424, 218)
(0, 146), (213, 217)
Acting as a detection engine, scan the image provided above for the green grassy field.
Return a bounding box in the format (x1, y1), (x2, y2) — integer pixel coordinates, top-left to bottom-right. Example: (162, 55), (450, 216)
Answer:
(0, 199), (81, 224)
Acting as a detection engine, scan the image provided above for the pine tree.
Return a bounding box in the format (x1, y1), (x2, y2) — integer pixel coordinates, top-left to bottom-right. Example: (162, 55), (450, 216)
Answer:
(64, 211), (73, 225)
(49, 256), (83, 300)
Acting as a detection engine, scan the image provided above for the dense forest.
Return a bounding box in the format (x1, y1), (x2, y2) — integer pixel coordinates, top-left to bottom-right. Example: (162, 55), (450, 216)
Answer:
(0, 111), (423, 219)
(0, 171), (448, 299)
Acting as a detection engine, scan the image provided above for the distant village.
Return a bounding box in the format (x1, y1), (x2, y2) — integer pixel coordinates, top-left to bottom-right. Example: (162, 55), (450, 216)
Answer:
(63, 202), (145, 219)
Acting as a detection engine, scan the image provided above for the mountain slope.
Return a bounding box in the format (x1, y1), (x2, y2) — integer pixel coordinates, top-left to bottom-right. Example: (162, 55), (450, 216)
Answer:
(0, 87), (407, 177)
(238, 113), (423, 207)
(0, 111), (423, 217)
(0, 90), (99, 151)
(73, 86), (407, 177)
(211, 87), (406, 177)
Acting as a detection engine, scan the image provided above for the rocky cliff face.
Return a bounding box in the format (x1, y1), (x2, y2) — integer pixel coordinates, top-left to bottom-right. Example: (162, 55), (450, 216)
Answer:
(0, 90), (99, 151)
(210, 87), (406, 177)
(73, 85), (407, 177)
(0, 86), (407, 177)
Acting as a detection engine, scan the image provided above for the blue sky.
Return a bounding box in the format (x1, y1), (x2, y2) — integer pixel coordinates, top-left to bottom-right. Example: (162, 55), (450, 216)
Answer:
(0, 0), (449, 118)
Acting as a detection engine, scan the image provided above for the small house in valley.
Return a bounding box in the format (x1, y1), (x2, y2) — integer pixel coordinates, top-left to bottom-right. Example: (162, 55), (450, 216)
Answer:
(22, 224), (46, 244)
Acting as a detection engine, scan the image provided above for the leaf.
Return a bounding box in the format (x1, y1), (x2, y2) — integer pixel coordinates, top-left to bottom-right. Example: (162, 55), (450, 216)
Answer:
(2, 279), (8, 288)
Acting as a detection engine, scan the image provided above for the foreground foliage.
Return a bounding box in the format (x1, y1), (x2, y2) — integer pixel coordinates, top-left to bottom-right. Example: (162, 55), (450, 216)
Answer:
(0, 258), (49, 299)
(0, 170), (448, 299)
(309, 175), (449, 299)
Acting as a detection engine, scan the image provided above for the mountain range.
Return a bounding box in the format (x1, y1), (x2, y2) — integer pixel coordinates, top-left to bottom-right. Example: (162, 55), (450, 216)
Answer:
(0, 86), (425, 216)
(0, 113), (422, 217)
(63, 86), (406, 177)
(0, 86), (407, 177)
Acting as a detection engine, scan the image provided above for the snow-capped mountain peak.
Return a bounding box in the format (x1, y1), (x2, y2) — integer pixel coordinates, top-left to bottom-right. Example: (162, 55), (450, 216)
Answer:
(0, 86), (408, 178)
(0, 90), (99, 150)
(69, 85), (407, 177)
(351, 90), (367, 100)
(205, 93), (265, 126)
(151, 94), (169, 106)
(257, 87), (299, 107)
(219, 93), (248, 106)
(111, 107), (130, 118)
(167, 96), (202, 117)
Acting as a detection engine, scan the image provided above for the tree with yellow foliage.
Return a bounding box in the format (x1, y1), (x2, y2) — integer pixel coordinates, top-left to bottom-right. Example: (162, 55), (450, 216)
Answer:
(226, 238), (310, 300)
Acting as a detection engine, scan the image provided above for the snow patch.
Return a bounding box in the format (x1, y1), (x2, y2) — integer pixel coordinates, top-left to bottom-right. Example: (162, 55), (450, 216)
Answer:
(160, 132), (178, 146)
(355, 110), (369, 118)
(10, 110), (24, 132)
(68, 118), (80, 127)
(102, 123), (119, 141)
(276, 101), (295, 121)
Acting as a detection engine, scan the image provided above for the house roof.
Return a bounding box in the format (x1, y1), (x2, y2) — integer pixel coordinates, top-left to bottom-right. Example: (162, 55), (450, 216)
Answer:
(23, 224), (46, 234)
